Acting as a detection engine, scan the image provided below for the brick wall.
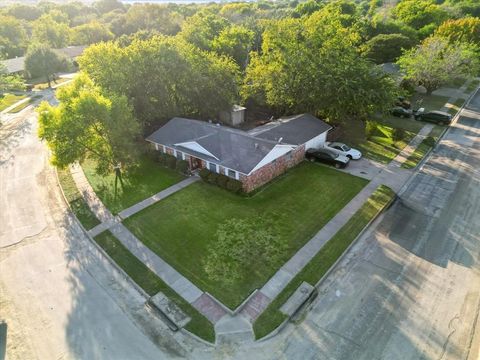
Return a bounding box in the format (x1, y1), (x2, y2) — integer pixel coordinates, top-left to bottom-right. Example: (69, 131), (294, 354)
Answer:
(241, 145), (305, 193)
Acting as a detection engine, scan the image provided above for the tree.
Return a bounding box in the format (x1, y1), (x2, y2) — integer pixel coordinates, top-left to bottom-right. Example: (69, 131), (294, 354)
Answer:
(80, 36), (239, 125)
(37, 75), (140, 179)
(6, 4), (43, 21)
(123, 4), (183, 36)
(94, 0), (124, 14)
(243, 14), (397, 124)
(71, 21), (114, 45)
(0, 15), (27, 58)
(436, 17), (480, 45)
(179, 11), (230, 51)
(212, 25), (254, 68)
(203, 218), (287, 285)
(392, 0), (449, 30)
(398, 36), (479, 94)
(32, 14), (71, 48)
(25, 44), (70, 86)
(0, 62), (24, 92)
(362, 33), (415, 64)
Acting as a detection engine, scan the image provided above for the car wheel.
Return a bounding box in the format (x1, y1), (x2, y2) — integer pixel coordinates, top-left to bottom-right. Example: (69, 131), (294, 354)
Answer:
(308, 157), (315, 162)
(335, 163), (341, 169)
(346, 155), (352, 160)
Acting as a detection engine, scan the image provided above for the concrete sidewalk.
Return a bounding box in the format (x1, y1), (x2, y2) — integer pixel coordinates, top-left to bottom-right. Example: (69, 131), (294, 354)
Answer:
(69, 164), (228, 324)
(118, 177), (199, 220)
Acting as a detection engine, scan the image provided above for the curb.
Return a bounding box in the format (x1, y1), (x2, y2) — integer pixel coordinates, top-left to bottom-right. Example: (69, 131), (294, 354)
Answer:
(313, 190), (396, 291)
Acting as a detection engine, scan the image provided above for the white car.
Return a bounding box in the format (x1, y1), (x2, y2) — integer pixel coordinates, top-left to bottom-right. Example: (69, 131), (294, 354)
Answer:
(322, 142), (362, 160)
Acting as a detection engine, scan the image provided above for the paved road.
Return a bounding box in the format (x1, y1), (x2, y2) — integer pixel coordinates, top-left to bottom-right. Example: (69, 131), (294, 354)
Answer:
(0, 100), (206, 360)
(1, 88), (479, 360)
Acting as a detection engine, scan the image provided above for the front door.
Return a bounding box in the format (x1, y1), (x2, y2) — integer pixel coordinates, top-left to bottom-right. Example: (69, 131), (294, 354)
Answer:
(191, 157), (202, 170)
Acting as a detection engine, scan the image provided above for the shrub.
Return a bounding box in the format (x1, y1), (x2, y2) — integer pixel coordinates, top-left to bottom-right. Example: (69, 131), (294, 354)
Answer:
(226, 179), (243, 193)
(424, 136), (435, 147)
(176, 159), (189, 174)
(199, 168), (210, 180)
(158, 153), (169, 165)
(207, 172), (219, 184)
(216, 174), (229, 188)
(166, 155), (177, 169)
(392, 128), (406, 142)
(365, 121), (378, 139)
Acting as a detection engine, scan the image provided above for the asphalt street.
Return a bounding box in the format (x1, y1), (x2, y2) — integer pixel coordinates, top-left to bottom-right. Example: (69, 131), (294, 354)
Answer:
(0, 88), (479, 360)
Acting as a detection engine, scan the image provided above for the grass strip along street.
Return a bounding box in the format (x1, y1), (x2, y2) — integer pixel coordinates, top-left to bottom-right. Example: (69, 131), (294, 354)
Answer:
(94, 231), (215, 343)
(57, 167), (100, 230)
(253, 185), (395, 339)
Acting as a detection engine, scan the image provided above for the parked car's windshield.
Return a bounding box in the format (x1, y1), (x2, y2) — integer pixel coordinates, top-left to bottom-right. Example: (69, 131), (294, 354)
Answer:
(342, 145), (351, 151)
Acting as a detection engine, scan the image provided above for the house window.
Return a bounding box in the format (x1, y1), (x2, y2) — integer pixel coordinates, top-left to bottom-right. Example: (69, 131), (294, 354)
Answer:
(209, 162), (217, 172)
(176, 151), (183, 160)
(228, 169), (236, 178)
(286, 151), (292, 160)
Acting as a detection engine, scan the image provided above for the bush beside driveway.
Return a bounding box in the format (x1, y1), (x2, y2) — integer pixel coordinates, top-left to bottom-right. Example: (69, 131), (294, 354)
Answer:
(123, 162), (368, 310)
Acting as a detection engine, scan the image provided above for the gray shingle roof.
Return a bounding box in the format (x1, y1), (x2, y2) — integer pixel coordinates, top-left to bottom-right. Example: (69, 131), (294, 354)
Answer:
(1, 46), (86, 74)
(146, 118), (278, 174)
(146, 114), (330, 175)
(248, 114), (331, 145)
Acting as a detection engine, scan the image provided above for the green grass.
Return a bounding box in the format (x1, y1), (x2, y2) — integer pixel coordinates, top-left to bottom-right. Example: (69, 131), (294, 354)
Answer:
(0, 93), (26, 112)
(350, 123), (415, 164)
(94, 231), (215, 343)
(373, 113), (425, 133)
(82, 155), (185, 214)
(253, 185), (396, 339)
(447, 98), (465, 115)
(465, 79), (480, 93)
(57, 168), (100, 230)
(123, 162), (368, 309)
(8, 95), (42, 113)
(401, 139), (432, 169)
(410, 93), (450, 112)
(401, 126), (444, 169)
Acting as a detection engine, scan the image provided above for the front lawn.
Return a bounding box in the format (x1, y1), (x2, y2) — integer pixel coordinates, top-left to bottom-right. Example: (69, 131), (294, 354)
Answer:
(350, 123), (416, 164)
(94, 231), (215, 342)
(411, 93), (450, 112)
(82, 155), (185, 214)
(123, 162), (368, 309)
(253, 185), (395, 339)
(0, 93), (26, 112)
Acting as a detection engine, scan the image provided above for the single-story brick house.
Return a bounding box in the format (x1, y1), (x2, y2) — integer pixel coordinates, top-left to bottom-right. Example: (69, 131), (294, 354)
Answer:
(147, 114), (331, 192)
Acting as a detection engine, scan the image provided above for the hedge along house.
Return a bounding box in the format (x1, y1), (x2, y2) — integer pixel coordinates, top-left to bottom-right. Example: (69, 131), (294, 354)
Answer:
(146, 114), (331, 192)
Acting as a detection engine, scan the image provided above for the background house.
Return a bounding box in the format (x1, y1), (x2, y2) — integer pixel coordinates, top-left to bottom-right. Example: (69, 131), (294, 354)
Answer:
(147, 114), (331, 192)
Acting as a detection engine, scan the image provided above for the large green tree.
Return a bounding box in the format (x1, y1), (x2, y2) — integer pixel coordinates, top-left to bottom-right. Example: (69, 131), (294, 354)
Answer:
(38, 75), (140, 176)
(32, 14), (71, 48)
(212, 25), (254, 68)
(243, 14), (397, 123)
(362, 33), (415, 64)
(80, 36), (239, 125)
(179, 11), (230, 51)
(436, 17), (480, 45)
(25, 44), (70, 86)
(71, 20), (114, 45)
(0, 15), (27, 58)
(392, 0), (449, 31)
(398, 36), (479, 94)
